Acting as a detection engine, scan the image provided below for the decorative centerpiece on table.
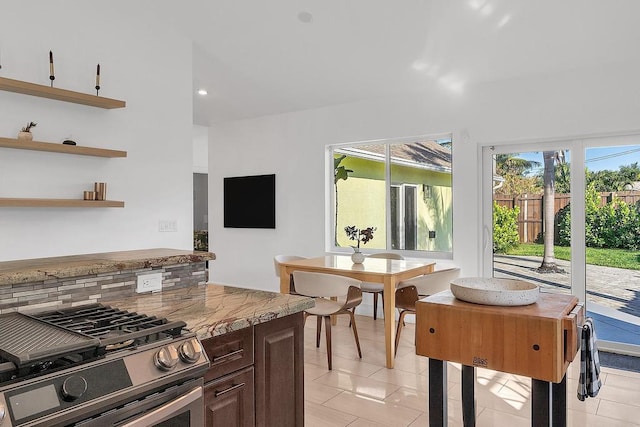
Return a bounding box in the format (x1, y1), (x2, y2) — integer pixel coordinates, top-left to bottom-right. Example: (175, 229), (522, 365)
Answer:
(344, 225), (376, 264)
(18, 121), (37, 141)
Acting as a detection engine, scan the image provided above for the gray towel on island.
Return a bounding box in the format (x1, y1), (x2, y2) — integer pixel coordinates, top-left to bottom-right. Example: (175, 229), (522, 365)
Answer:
(577, 317), (601, 401)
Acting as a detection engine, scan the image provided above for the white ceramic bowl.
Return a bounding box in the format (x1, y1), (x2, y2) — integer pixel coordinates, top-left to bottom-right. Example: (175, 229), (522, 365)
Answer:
(450, 277), (539, 306)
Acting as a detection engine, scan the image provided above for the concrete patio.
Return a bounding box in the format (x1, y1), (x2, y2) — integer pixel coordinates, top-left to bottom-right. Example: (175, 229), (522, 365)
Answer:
(493, 254), (640, 348)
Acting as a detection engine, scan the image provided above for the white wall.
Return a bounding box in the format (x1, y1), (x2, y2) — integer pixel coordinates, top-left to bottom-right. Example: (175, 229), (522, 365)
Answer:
(0, 1), (194, 261)
(209, 61), (640, 291)
(193, 125), (208, 173)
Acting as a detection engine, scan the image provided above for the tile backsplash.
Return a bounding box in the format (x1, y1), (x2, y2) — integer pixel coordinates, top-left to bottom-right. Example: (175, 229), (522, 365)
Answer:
(0, 262), (208, 314)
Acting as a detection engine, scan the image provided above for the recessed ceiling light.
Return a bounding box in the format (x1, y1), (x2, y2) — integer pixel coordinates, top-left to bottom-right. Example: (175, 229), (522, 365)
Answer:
(298, 11), (313, 23)
(197, 89), (208, 96)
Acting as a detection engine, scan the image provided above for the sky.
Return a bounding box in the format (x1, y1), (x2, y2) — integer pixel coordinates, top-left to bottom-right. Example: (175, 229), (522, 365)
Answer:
(516, 145), (640, 175)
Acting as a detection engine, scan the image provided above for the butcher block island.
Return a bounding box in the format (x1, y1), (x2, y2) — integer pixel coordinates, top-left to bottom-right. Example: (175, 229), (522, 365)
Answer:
(416, 290), (584, 427)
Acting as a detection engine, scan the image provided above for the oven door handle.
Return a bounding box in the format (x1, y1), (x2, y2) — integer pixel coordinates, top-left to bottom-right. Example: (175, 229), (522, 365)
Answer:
(119, 386), (202, 427)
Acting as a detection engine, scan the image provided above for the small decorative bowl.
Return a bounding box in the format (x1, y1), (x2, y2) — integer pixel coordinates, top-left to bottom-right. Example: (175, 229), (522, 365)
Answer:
(450, 277), (539, 306)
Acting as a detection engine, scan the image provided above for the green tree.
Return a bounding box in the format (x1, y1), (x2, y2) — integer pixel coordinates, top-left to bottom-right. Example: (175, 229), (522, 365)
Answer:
(587, 163), (640, 191)
(334, 155), (353, 245)
(495, 154), (540, 176)
(493, 202), (520, 253)
(494, 153), (541, 195)
(539, 151), (566, 272)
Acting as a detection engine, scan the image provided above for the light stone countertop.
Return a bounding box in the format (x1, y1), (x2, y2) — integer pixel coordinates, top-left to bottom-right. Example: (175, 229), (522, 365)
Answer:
(0, 249), (216, 286)
(101, 283), (314, 340)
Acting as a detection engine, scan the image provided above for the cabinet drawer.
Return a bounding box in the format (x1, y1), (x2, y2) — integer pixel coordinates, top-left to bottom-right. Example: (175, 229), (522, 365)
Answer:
(204, 366), (255, 427)
(203, 327), (254, 382)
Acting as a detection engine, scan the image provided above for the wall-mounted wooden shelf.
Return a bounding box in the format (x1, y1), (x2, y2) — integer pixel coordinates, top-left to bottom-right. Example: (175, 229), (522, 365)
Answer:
(0, 76), (126, 109)
(0, 137), (127, 158)
(0, 198), (124, 208)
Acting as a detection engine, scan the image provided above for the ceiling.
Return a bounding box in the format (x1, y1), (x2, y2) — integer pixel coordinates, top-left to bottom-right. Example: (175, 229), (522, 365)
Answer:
(152, 1), (640, 126)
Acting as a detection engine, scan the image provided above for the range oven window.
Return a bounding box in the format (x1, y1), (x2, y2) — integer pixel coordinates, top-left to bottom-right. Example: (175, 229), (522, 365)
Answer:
(153, 411), (190, 426)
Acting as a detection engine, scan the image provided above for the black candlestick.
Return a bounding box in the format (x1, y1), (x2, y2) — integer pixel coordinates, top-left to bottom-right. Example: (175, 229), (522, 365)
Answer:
(50, 75), (55, 87)
(95, 85), (100, 96)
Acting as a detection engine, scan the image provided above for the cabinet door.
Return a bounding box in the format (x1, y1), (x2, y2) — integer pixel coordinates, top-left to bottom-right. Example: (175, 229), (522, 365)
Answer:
(254, 312), (304, 427)
(202, 327), (254, 382)
(204, 366), (255, 427)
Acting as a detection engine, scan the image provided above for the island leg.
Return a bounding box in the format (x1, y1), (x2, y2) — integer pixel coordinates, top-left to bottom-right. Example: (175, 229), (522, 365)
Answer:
(532, 379), (551, 427)
(429, 358), (448, 426)
(551, 375), (567, 427)
(462, 365), (476, 426)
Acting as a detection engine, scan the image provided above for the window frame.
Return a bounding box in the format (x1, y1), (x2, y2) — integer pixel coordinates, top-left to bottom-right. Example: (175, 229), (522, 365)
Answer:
(326, 132), (454, 257)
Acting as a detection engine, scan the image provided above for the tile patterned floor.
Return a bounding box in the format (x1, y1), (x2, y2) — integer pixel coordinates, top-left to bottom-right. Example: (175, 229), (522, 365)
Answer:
(304, 314), (640, 427)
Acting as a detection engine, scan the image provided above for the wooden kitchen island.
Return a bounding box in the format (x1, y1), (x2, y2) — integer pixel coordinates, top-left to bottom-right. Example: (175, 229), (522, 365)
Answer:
(416, 290), (583, 427)
(103, 283), (314, 427)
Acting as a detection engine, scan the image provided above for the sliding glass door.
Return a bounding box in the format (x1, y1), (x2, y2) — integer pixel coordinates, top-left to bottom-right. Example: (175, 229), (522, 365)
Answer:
(483, 144), (574, 297)
(483, 136), (640, 355)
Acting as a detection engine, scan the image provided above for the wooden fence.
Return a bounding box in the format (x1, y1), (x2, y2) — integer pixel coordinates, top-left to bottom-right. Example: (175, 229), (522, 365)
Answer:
(494, 191), (640, 243)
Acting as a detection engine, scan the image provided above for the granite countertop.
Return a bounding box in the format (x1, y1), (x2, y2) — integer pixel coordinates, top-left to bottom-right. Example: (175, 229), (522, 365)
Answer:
(0, 248), (216, 286)
(101, 283), (314, 340)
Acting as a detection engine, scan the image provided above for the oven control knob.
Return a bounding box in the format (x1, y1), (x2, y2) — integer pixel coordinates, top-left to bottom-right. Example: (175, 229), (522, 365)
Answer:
(178, 338), (203, 364)
(62, 375), (88, 401)
(154, 345), (179, 371)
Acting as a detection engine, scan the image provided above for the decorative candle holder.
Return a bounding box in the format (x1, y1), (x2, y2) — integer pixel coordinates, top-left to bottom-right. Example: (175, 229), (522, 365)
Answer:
(83, 191), (96, 201)
(94, 182), (107, 201)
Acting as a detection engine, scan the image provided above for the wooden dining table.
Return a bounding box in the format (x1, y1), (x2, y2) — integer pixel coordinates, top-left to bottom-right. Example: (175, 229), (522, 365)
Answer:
(279, 255), (435, 368)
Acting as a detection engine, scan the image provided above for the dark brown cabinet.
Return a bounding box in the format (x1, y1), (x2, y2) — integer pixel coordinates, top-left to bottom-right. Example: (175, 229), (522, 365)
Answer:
(202, 312), (304, 426)
(204, 367), (255, 427)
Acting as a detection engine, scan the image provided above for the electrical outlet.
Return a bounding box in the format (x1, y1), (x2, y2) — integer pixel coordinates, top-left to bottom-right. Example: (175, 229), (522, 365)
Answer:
(159, 220), (177, 232)
(136, 272), (163, 293)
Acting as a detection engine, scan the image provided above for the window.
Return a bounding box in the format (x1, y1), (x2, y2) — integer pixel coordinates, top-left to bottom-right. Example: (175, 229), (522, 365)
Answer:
(331, 135), (453, 254)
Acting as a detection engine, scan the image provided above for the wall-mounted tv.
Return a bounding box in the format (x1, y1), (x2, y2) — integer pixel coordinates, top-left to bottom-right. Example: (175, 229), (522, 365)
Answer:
(224, 174), (276, 229)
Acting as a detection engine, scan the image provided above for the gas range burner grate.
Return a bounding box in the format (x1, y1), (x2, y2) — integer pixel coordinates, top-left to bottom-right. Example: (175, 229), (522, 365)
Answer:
(30, 304), (187, 349)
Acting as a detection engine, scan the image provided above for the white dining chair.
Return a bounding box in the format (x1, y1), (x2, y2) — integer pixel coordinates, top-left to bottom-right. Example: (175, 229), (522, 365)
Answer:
(360, 253), (404, 320)
(274, 255), (306, 294)
(292, 271), (363, 370)
(394, 267), (460, 355)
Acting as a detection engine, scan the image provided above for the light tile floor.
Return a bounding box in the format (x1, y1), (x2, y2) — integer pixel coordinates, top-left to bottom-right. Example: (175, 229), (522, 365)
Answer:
(303, 314), (640, 427)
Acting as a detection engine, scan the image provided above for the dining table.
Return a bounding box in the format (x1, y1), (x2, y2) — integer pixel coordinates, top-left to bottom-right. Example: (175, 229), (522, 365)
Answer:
(278, 254), (436, 368)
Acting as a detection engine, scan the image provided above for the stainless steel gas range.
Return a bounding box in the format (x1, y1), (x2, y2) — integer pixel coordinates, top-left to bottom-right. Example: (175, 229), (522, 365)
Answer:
(0, 304), (209, 426)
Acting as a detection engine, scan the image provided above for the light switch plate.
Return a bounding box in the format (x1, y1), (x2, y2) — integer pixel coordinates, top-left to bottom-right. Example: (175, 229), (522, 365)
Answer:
(136, 272), (163, 293)
(159, 220), (177, 232)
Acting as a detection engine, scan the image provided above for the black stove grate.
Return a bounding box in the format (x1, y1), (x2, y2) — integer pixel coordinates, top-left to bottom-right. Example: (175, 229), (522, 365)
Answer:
(30, 304), (186, 347)
(0, 304), (188, 387)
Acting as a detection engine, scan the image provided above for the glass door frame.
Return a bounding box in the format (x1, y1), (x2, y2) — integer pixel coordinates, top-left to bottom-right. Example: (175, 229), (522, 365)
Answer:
(481, 139), (585, 300)
(481, 133), (640, 355)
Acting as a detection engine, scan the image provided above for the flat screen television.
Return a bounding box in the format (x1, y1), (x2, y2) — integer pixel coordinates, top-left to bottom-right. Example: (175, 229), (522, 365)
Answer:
(224, 174), (276, 229)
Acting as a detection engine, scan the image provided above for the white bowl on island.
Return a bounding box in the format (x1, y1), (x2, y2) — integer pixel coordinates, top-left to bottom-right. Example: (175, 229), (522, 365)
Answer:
(450, 277), (539, 306)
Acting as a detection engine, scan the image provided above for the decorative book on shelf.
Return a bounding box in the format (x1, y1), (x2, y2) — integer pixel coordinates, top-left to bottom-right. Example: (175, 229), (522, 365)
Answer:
(0, 76), (125, 109)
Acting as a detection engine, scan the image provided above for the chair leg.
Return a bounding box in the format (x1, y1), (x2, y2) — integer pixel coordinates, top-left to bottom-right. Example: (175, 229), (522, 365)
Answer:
(381, 291), (385, 319)
(372, 292), (378, 320)
(316, 316), (322, 348)
(324, 316), (333, 370)
(348, 310), (362, 359)
(395, 310), (408, 356)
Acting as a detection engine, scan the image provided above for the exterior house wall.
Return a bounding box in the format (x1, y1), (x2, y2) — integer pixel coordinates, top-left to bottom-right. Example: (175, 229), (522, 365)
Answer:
(334, 156), (453, 251)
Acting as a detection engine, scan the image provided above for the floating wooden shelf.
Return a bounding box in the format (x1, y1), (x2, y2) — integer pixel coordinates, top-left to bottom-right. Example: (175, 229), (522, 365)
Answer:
(0, 198), (124, 208)
(0, 76), (126, 109)
(0, 137), (127, 158)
